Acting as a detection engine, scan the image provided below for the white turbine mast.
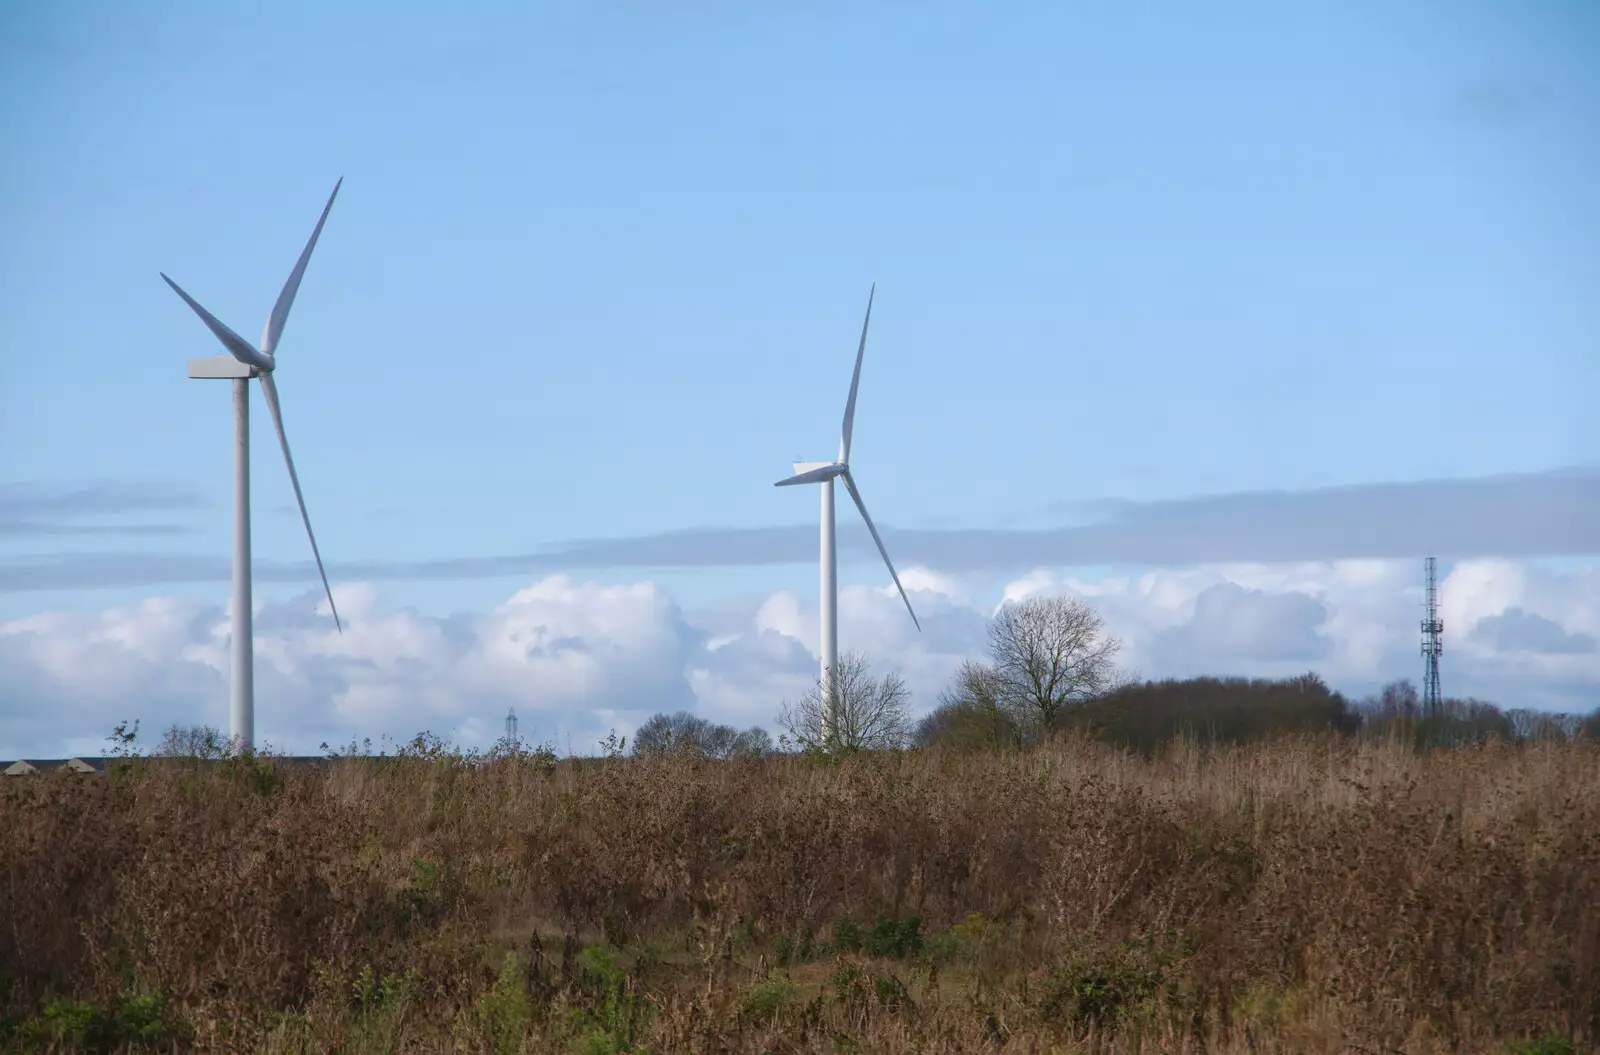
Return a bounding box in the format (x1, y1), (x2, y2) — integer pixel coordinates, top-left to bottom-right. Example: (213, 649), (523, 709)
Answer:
(775, 284), (920, 741)
(161, 178), (346, 753)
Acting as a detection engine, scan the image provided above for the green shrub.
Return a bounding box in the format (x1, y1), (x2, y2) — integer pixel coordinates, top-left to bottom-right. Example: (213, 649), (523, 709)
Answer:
(773, 921), (817, 966)
(829, 918), (862, 954)
(1509, 1040), (1578, 1055)
(873, 974), (911, 1012)
(15, 993), (182, 1053)
(864, 914), (922, 959)
(1040, 948), (1164, 1029)
(568, 946), (648, 1054)
(472, 952), (532, 1055)
(741, 974), (799, 1019)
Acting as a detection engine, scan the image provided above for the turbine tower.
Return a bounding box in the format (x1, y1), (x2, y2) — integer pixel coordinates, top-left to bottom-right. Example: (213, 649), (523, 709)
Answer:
(1421, 556), (1444, 718)
(774, 285), (920, 739)
(161, 179), (346, 752)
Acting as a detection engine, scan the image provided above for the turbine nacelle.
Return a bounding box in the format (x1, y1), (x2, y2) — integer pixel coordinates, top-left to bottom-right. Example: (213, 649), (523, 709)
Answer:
(775, 460), (846, 487)
(186, 355), (259, 381)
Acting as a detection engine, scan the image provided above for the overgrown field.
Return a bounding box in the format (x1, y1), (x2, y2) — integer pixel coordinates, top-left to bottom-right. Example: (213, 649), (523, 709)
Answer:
(3, 735), (1597, 1053)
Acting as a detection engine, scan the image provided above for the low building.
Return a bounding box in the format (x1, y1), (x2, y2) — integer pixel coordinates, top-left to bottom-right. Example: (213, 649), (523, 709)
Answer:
(2, 757), (110, 776)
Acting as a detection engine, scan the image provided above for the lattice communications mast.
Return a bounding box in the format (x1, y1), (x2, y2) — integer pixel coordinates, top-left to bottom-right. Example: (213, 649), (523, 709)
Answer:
(1421, 557), (1444, 717)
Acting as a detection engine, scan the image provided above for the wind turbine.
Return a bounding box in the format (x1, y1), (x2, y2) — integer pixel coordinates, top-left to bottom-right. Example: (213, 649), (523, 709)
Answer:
(774, 285), (920, 739)
(160, 178), (345, 752)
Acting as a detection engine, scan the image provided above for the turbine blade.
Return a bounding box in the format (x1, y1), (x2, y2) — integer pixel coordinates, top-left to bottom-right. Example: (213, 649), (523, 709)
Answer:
(839, 283), (874, 464)
(840, 469), (920, 631)
(261, 177), (342, 356)
(258, 373), (342, 633)
(774, 463), (845, 487)
(161, 273), (267, 369)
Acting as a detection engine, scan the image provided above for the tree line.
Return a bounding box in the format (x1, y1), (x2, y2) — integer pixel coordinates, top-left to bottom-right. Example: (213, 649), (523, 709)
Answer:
(633, 595), (1600, 758)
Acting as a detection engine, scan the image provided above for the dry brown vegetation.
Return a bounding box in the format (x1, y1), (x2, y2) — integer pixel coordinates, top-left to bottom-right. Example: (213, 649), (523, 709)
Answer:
(3, 734), (1597, 1053)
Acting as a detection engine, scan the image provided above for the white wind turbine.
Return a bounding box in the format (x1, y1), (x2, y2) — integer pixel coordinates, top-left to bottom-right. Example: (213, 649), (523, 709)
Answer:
(160, 178), (345, 752)
(775, 285), (920, 737)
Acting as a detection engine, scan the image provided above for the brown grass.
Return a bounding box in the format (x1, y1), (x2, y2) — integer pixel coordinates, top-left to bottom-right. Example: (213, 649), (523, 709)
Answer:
(2, 733), (1597, 1053)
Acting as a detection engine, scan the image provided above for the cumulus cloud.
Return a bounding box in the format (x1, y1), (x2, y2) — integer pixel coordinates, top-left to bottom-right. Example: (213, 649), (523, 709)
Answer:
(2, 559), (1597, 759)
(1150, 583), (1332, 667)
(971, 559), (1600, 708)
(0, 576), (703, 758)
(1473, 608), (1596, 656)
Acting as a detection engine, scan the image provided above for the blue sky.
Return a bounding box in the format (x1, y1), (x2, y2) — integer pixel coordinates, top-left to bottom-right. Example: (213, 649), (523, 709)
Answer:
(1, 1), (1596, 755)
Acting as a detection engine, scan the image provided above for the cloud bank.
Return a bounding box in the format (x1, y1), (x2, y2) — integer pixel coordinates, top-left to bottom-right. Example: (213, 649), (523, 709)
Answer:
(0, 482), (202, 540)
(3, 467), (1596, 591)
(3, 558), (1595, 759)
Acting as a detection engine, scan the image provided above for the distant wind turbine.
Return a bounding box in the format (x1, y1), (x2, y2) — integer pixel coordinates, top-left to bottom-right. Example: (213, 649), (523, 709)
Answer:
(160, 178), (346, 752)
(774, 285), (920, 738)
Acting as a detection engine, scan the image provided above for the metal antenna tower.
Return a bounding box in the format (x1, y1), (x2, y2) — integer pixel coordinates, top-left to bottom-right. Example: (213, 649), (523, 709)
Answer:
(505, 707), (519, 743)
(1421, 557), (1444, 717)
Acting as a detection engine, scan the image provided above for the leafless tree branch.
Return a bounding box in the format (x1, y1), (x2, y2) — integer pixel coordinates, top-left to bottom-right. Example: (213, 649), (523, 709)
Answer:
(986, 595), (1123, 733)
(779, 650), (911, 752)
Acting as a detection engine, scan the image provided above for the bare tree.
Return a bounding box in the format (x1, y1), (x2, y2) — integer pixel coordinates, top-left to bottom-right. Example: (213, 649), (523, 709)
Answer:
(1353, 679), (1422, 740)
(1378, 679), (1421, 720)
(633, 711), (773, 758)
(736, 726), (774, 756)
(633, 711), (707, 754)
(986, 595), (1122, 734)
(915, 659), (1023, 750)
(779, 650), (911, 752)
(154, 723), (229, 758)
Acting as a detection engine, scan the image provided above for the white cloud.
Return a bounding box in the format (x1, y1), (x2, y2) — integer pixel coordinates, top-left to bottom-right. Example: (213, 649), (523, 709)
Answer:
(895, 565), (970, 605)
(966, 560), (1600, 704)
(1435, 560), (1600, 695)
(1474, 608), (1596, 656)
(2, 560), (1597, 759)
(0, 575), (702, 758)
(1151, 582), (1332, 666)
